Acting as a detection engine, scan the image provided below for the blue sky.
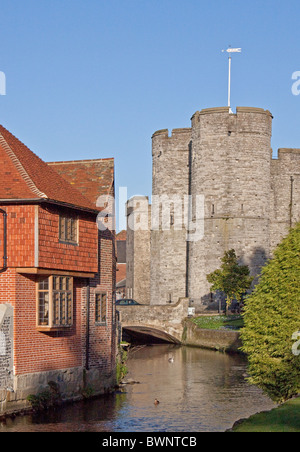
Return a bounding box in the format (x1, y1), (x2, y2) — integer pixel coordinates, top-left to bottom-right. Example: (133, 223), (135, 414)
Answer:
(1, 0), (300, 230)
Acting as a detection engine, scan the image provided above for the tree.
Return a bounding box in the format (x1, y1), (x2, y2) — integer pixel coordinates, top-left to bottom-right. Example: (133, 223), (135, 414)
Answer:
(207, 249), (253, 315)
(240, 223), (300, 403)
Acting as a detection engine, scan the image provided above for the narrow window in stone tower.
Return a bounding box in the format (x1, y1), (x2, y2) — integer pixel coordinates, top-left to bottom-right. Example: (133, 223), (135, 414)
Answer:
(211, 204), (215, 216)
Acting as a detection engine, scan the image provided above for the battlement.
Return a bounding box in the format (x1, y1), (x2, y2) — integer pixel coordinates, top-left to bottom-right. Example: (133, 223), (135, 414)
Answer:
(277, 148), (300, 156)
(152, 128), (191, 139)
(152, 128), (192, 158)
(236, 106), (273, 117)
(191, 106), (273, 137)
(191, 106), (272, 120)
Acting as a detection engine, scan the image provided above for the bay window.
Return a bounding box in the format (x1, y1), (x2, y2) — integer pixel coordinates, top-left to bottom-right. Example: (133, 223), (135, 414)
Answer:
(37, 276), (73, 329)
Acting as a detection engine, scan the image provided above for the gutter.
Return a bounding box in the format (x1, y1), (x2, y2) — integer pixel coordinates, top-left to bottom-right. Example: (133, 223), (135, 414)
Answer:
(0, 198), (100, 215)
(0, 208), (7, 272)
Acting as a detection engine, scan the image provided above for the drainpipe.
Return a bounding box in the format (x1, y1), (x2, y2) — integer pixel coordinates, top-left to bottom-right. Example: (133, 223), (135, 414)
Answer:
(86, 280), (90, 371)
(0, 208), (7, 272)
(290, 176), (294, 229)
(185, 142), (192, 299)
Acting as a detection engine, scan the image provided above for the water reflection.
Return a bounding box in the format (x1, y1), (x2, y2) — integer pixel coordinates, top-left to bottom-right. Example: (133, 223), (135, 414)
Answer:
(0, 345), (275, 432)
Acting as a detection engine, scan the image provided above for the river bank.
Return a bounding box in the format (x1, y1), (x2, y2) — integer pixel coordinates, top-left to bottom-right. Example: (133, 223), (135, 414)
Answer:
(182, 316), (242, 353)
(229, 396), (300, 432)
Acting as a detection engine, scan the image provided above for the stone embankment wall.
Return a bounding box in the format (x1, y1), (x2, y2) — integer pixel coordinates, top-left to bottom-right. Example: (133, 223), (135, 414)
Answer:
(182, 319), (242, 353)
(0, 304), (14, 415)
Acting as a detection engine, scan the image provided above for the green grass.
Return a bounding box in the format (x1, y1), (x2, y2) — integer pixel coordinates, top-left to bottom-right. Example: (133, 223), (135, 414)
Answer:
(231, 397), (300, 432)
(192, 315), (244, 331)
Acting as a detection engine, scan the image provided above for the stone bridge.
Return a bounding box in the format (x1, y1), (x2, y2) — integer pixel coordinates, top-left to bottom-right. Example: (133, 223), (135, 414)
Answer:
(117, 298), (189, 344)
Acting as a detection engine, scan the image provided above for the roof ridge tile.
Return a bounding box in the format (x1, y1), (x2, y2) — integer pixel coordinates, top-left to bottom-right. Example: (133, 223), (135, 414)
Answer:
(0, 133), (48, 199)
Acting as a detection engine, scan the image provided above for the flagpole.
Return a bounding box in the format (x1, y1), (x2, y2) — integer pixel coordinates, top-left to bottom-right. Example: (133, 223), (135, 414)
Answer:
(222, 47), (242, 113)
(228, 54), (231, 109)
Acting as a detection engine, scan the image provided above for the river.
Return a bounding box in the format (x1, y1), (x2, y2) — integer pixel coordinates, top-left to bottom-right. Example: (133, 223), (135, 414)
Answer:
(0, 345), (276, 432)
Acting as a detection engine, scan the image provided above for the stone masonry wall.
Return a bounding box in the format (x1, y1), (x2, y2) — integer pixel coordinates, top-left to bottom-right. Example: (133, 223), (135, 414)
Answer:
(126, 196), (151, 304)
(270, 148), (300, 250)
(188, 107), (273, 310)
(126, 106), (300, 313)
(0, 305), (13, 389)
(0, 304), (14, 415)
(151, 128), (191, 305)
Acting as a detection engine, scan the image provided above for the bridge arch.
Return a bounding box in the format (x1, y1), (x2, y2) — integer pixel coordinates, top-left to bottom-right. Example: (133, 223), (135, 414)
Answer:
(123, 325), (181, 344)
(117, 298), (189, 345)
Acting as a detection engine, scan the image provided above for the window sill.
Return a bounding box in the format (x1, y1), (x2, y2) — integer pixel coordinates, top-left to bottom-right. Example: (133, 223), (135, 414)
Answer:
(58, 240), (79, 246)
(36, 325), (73, 332)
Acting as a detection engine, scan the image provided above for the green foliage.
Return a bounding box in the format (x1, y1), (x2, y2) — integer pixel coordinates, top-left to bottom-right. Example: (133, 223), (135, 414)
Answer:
(231, 396), (300, 432)
(116, 346), (128, 384)
(241, 223), (300, 403)
(192, 315), (243, 330)
(27, 391), (52, 410)
(27, 381), (62, 410)
(207, 249), (253, 312)
(81, 384), (95, 399)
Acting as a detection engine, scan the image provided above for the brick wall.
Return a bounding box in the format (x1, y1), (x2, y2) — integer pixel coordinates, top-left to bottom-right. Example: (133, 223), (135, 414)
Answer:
(0, 204), (116, 381)
(13, 271), (83, 375)
(86, 229), (117, 373)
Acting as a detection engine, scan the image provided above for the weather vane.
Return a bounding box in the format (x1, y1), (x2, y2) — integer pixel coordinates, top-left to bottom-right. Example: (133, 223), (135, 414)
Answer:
(222, 46), (242, 113)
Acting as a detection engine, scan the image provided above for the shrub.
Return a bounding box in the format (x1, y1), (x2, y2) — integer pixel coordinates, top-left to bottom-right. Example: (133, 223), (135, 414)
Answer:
(207, 249), (253, 314)
(240, 223), (300, 403)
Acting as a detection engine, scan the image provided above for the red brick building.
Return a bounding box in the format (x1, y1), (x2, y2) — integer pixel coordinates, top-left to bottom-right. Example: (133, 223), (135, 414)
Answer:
(0, 125), (117, 414)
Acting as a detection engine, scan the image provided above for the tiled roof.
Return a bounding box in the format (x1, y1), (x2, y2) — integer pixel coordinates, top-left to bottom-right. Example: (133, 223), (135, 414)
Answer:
(0, 125), (111, 212)
(116, 230), (127, 241)
(116, 263), (126, 284)
(47, 158), (114, 206)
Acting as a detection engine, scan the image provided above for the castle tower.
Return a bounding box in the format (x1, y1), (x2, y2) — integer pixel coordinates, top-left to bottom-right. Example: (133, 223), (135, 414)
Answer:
(126, 196), (151, 304)
(151, 128), (191, 305)
(188, 107), (273, 311)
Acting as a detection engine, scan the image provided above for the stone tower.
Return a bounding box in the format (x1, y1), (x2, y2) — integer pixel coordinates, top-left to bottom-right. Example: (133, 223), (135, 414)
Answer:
(151, 128), (191, 305)
(126, 106), (300, 312)
(126, 195), (151, 304)
(188, 107), (273, 309)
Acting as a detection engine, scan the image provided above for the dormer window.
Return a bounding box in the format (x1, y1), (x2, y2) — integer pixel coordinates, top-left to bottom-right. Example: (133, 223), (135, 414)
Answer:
(59, 214), (78, 244)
